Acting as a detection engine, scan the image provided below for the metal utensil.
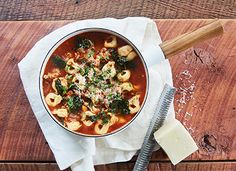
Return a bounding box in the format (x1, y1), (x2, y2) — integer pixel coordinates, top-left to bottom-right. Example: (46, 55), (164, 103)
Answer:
(133, 84), (176, 171)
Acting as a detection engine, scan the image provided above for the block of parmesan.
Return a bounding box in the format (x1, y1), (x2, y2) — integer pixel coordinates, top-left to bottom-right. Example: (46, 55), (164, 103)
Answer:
(154, 119), (198, 165)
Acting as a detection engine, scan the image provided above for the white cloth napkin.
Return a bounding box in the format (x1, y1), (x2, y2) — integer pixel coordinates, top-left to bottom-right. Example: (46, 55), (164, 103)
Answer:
(18, 17), (175, 170)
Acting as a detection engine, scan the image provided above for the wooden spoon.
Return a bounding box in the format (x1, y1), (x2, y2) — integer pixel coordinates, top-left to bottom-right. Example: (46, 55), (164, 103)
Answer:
(160, 19), (224, 58)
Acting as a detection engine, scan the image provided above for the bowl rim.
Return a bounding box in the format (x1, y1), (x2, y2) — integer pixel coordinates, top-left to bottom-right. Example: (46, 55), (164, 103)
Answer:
(39, 27), (149, 137)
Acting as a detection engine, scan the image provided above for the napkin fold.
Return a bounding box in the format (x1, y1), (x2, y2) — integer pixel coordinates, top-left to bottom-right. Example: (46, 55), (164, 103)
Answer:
(18, 17), (175, 170)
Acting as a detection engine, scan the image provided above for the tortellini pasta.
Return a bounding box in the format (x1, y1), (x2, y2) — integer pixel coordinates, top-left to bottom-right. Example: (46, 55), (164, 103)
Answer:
(108, 113), (119, 126)
(127, 51), (137, 61)
(118, 45), (133, 56)
(117, 70), (131, 82)
(102, 61), (116, 79)
(120, 82), (133, 92)
(129, 95), (141, 114)
(104, 35), (117, 48)
(94, 120), (110, 135)
(66, 121), (81, 131)
(45, 93), (62, 107)
(117, 45), (137, 61)
(81, 111), (96, 126)
(44, 68), (60, 79)
(52, 108), (68, 118)
(66, 59), (80, 74)
(52, 77), (68, 93)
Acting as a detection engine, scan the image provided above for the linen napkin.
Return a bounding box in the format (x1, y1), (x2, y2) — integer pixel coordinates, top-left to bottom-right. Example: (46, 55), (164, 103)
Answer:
(18, 17), (175, 170)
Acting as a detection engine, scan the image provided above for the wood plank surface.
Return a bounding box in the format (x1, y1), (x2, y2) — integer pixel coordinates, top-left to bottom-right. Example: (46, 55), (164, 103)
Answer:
(0, 162), (236, 171)
(0, 20), (235, 170)
(0, 0), (236, 20)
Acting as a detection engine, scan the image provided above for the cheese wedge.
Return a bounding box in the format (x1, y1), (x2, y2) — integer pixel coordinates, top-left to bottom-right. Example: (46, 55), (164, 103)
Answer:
(154, 119), (198, 165)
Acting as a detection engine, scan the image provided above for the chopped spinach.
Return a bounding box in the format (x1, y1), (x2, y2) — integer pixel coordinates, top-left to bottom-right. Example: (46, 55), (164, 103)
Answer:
(55, 79), (67, 96)
(75, 37), (93, 50)
(84, 66), (90, 76)
(109, 99), (130, 114)
(51, 55), (66, 69)
(86, 111), (110, 125)
(67, 95), (83, 113)
(98, 111), (110, 125)
(87, 115), (98, 122)
(109, 48), (135, 69)
(68, 82), (80, 91)
(116, 56), (127, 67)
(126, 60), (136, 69)
(102, 117), (109, 125)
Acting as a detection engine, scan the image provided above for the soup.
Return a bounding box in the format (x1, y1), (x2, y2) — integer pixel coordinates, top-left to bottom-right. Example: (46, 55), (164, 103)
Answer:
(42, 31), (147, 135)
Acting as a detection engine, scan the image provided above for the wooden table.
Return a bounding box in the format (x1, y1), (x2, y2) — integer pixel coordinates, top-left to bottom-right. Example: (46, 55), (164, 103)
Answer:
(0, 19), (235, 171)
(0, 0), (236, 20)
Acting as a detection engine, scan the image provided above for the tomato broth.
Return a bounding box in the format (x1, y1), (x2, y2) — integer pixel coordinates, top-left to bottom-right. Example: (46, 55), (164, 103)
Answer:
(42, 31), (147, 136)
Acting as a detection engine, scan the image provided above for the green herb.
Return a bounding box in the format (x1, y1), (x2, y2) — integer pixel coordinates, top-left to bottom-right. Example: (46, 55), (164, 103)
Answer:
(90, 74), (103, 84)
(109, 99), (130, 114)
(126, 61), (136, 69)
(87, 49), (95, 58)
(108, 48), (128, 68)
(65, 65), (72, 71)
(105, 55), (110, 60)
(84, 67), (90, 76)
(67, 95), (83, 113)
(108, 48), (136, 69)
(87, 115), (98, 122)
(68, 82), (80, 91)
(78, 68), (84, 75)
(101, 83), (113, 90)
(66, 74), (73, 80)
(51, 55), (66, 69)
(102, 117), (109, 125)
(87, 111), (111, 125)
(55, 79), (67, 96)
(97, 111), (110, 125)
(75, 37), (93, 50)
(116, 56), (127, 67)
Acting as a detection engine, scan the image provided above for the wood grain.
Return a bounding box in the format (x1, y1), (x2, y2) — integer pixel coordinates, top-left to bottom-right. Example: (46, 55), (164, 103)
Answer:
(160, 19), (224, 57)
(0, 20), (235, 170)
(0, 0), (236, 20)
(0, 162), (236, 171)
(158, 19), (236, 161)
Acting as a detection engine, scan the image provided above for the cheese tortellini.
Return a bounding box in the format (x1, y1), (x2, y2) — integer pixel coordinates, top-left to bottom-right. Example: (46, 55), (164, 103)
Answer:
(117, 70), (131, 82)
(129, 95), (141, 114)
(81, 111), (96, 126)
(66, 121), (82, 131)
(118, 45), (133, 56)
(95, 120), (110, 135)
(66, 59), (80, 74)
(120, 82), (133, 92)
(102, 61), (116, 79)
(104, 35), (117, 48)
(117, 45), (137, 61)
(45, 93), (62, 107)
(52, 108), (68, 118)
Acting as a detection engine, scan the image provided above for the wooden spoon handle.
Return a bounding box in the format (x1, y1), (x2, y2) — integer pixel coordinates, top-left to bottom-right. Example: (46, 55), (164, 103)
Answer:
(160, 19), (224, 58)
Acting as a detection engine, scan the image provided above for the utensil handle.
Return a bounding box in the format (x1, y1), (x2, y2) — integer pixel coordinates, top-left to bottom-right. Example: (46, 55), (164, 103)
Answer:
(160, 19), (223, 58)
